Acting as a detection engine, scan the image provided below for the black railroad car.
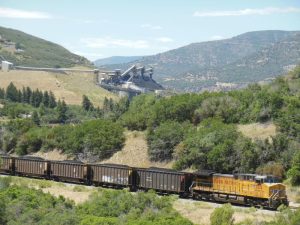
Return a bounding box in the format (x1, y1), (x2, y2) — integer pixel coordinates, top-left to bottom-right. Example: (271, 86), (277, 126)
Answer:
(90, 163), (133, 188)
(50, 160), (88, 183)
(14, 157), (49, 178)
(0, 155), (14, 174)
(135, 167), (193, 195)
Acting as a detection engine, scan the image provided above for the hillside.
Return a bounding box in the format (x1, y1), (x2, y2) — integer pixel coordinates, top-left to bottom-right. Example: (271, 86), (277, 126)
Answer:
(0, 26), (91, 68)
(103, 30), (300, 92)
(94, 56), (143, 67)
(0, 69), (117, 106)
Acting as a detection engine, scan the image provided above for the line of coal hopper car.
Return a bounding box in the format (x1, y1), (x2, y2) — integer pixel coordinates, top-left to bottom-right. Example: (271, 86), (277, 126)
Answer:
(0, 155), (288, 209)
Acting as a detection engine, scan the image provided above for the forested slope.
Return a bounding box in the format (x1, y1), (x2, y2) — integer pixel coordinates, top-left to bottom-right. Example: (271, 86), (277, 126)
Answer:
(0, 66), (300, 185)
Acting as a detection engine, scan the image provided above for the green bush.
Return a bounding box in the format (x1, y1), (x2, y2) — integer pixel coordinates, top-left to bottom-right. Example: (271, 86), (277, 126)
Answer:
(287, 151), (300, 185)
(147, 121), (191, 161)
(194, 95), (241, 124)
(77, 189), (192, 225)
(79, 216), (118, 225)
(174, 118), (256, 172)
(0, 186), (77, 225)
(121, 94), (157, 130)
(210, 204), (234, 225)
(16, 127), (48, 155)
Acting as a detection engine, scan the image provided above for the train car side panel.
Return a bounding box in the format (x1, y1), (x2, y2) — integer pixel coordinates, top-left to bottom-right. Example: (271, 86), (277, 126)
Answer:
(14, 158), (48, 177)
(50, 161), (87, 182)
(136, 168), (186, 193)
(90, 164), (132, 187)
(0, 156), (14, 174)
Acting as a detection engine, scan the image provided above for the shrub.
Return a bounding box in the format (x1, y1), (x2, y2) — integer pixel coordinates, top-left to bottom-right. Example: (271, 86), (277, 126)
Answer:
(16, 127), (48, 155)
(147, 121), (191, 161)
(210, 204), (234, 225)
(79, 216), (118, 225)
(173, 118), (242, 172)
(287, 151), (300, 186)
(194, 95), (240, 124)
(121, 94), (156, 130)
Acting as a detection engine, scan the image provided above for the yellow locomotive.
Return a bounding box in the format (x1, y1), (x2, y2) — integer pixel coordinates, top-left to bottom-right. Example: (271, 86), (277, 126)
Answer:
(190, 172), (288, 209)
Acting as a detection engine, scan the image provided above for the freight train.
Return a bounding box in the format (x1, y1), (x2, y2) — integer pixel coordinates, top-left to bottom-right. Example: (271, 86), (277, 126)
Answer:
(0, 155), (288, 209)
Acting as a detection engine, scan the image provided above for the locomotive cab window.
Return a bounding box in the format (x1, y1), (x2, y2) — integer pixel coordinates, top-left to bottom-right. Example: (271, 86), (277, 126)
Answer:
(255, 177), (263, 184)
(264, 176), (280, 183)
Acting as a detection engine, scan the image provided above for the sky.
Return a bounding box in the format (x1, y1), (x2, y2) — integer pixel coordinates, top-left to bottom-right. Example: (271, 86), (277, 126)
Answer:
(1, 0), (300, 61)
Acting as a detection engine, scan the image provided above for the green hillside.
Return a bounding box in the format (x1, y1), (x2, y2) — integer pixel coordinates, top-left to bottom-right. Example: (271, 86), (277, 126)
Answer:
(0, 26), (91, 68)
(103, 30), (300, 92)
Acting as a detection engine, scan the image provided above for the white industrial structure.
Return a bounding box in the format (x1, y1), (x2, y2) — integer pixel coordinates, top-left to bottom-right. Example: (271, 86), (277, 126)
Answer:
(1, 61), (13, 72)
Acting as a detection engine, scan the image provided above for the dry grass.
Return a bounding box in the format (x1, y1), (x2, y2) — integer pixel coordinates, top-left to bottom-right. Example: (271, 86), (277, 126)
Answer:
(28, 131), (174, 168)
(30, 149), (72, 161)
(0, 69), (118, 106)
(286, 184), (300, 204)
(43, 185), (93, 204)
(173, 199), (276, 225)
(102, 130), (174, 168)
(237, 122), (277, 141)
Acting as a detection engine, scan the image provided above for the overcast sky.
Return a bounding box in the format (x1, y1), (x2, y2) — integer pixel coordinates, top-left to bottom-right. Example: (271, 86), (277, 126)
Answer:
(1, 0), (300, 60)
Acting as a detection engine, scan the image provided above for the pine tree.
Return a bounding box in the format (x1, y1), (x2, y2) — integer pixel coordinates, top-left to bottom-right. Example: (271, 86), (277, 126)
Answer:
(49, 91), (57, 108)
(43, 91), (50, 107)
(103, 97), (114, 112)
(30, 90), (35, 106)
(25, 87), (32, 103)
(21, 87), (26, 103)
(57, 100), (68, 123)
(82, 95), (93, 111)
(0, 88), (5, 99)
(32, 111), (40, 126)
(17, 90), (22, 102)
(37, 89), (43, 107)
(39, 103), (46, 116)
(6, 82), (18, 102)
(108, 98), (114, 111)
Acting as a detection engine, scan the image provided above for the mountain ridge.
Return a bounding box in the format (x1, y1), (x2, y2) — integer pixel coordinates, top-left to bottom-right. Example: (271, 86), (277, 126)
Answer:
(100, 30), (300, 92)
(0, 26), (91, 68)
(94, 56), (144, 66)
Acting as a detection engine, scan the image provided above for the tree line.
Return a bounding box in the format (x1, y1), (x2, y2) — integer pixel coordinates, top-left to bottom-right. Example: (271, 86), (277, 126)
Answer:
(0, 82), (57, 108)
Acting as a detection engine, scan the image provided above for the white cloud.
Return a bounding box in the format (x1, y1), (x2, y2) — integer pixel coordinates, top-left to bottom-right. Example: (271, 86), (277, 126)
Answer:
(211, 35), (224, 40)
(155, 37), (174, 43)
(0, 7), (51, 19)
(193, 7), (300, 17)
(81, 37), (149, 49)
(141, 24), (163, 30)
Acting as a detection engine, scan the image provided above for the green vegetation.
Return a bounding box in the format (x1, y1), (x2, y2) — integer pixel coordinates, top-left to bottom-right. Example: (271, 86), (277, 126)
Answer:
(209, 204), (300, 225)
(147, 121), (191, 161)
(0, 26), (91, 68)
(4, 82), (57, 108)
(287, 151), (300, 185)
(0, 118), (124, 159)
(0, 178), (192, 225)
(120, 66), (300, 180)
(210, 204), (234, 225)
(1, 66), (299, 183)
(173, 119), (255, 173)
